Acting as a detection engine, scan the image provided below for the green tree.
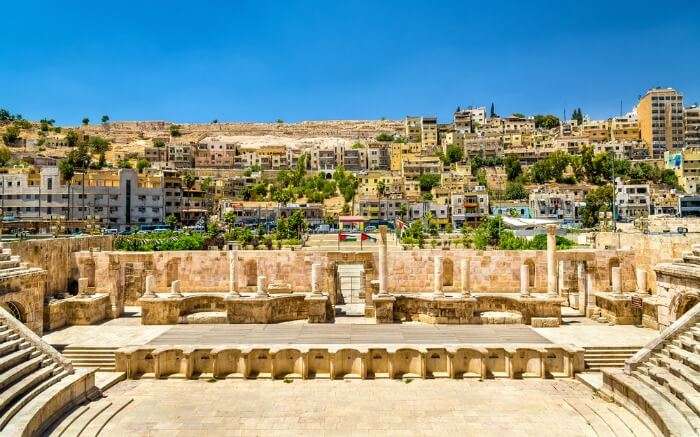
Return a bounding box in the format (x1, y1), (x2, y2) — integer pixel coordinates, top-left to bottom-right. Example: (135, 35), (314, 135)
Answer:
(101, 115), (110, 124)
(165, 214), (178, 229)
(375, 132), (394, 142)
(153, 138), (166, 148)
(490, 103), (496, 118)
(0, 145), (12, 166)
(58, 159), (75, 182)
(504, 181), (528, 200)
(117, 158), (132, 169)
(182, 172), (196, 189)
(65, 129), (80, 147)
(136, 158), (150, 173)
(533, 114), (560, 129)
(504, 155), (522, 181)
(580, 185), (613, 227)
(2, 125), (20, 146)
(418, 173), (440, 192)
(169, 125), (182, 137)
(82, 117), (90, 126)
(572, 108), (584, 124)
(440, 144), (464, 165)
(88, 135), (110, 154)
(511, 113), (525, 118)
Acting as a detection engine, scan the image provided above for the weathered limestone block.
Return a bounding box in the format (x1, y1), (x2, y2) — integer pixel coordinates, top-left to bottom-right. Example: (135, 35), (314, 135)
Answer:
(531, 317), (560, 328)
(373, 295), (395, 323)
(304, 294), (334, 323)
(594, 293), (636, 325)
(45, 293), (111, 331)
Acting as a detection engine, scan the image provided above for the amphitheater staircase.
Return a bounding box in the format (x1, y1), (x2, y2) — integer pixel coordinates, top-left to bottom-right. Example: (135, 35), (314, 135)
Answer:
(603, 303), (700, 437)
(57, 346), (118, 372)
(47, 397), (133, 437)
(0, 306), (97, 435)
(584, 346), (641, 371)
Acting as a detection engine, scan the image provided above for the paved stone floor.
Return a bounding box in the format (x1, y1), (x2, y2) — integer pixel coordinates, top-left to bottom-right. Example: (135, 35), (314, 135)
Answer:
(147, 323), (551, 346)
(76, 378), (655, 436)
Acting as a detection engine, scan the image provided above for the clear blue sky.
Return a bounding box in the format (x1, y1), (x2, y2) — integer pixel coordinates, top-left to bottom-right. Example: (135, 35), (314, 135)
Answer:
(1, 1), (699, 125)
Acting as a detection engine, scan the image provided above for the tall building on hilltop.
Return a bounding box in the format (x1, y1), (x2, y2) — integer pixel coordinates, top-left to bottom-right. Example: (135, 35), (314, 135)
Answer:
(636, 87), (684, 157)
(685, 104), (700, 148)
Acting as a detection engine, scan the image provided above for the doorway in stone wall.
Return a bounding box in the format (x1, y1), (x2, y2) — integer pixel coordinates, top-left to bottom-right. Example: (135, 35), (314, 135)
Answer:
(336, 264), (365, 316)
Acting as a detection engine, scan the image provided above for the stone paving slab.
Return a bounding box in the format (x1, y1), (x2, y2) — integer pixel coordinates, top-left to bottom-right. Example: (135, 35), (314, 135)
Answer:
(80, 378), (656, 436)
(147, 323), (552, 345)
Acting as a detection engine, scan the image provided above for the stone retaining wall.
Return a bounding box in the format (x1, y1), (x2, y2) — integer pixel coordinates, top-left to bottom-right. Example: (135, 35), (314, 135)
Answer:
(115, 345), (585, 380)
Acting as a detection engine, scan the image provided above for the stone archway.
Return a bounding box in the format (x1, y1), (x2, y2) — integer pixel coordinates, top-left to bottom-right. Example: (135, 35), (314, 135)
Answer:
(244, 259), (258, 287)
(1, 301), (26, 322)
(165, 258), (180, 287)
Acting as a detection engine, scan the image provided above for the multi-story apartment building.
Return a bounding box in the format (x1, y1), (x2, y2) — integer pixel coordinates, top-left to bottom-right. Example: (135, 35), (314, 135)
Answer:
(309, 146), (338, 173)
(340, 147), (367, 172)
(194, 140), (237, 168)
(166, 144), (195, 168)
(356, 198), (408, 223)
(637, 87), (684, 157)
(420, 117), (438, 150)
(679, 195), (700, 217)
(463, 132), (502, 157)
(666, 149), (700, 194)
(529, 189), (577, 221)
(401, 156), (442, 179)
(651, 188), (678, 216)
(366, 143), (390, 170)
(219, 201), (323, 227)
(453, 107), (486, 131)
(685, 105), (700, 148)
(610, 115), (641, 142)
(0, 167), (69, 219)
(450, 188), (489, 228)
(615, 178), (650, 221)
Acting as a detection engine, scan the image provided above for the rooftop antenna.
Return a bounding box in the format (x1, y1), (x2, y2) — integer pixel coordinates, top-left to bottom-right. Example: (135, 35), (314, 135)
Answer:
(620, 99), (623, 117)
(563, 108), (567, 122)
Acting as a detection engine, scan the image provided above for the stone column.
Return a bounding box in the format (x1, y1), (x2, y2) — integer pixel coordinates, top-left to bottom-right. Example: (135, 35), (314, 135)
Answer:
(460, 259), (471, 297)
(635, 267), (648, 294)
(227, 249), (239, 297)
(169, 279), (183, 298)
(311, 262), (322, 295)
(256, 275), (268, 297)
(143, 274), (156, 298)
(377, 225), (389, 296)
(77, 277), (90, 296)
(558, 260), (566, 296)
(611, 267), (622, 296)
(586, 270), (596, 316)
(433, 255), (444, 297)
(546, 224), (558, 297)
(520, 264), (530, 297)
(576, 262), (586, 314)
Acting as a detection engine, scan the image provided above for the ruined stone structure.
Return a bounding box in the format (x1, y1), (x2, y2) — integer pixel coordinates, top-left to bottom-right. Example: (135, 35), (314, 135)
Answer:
(115, 344), (585, 380)
(0, 243), (47, 334)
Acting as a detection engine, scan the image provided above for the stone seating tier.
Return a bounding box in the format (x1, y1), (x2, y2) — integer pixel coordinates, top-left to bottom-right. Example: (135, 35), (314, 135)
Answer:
(0, 306), (97, 436)
(115, 344), (585, 381)
(602, 302), (700, 436)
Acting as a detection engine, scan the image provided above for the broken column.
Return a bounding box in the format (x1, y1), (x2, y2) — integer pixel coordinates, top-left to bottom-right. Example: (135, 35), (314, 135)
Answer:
(433, 255), (444, 297)
(377, 225), (389, 296)
(169, 279), (183, 298)
(460, 259), (471, 297)
(227, 249), (239, 297)
(520, 264), (530, 297)
(635, 267), (647, 294)
(142, 274), (156, 298)
(611, 267), (622, 296)
(256, 275), (268, 297)
(311, 262), (322, 295)
(546, 224), (558, 297)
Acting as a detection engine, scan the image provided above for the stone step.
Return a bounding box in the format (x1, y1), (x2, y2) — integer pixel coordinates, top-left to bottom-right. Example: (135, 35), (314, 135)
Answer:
(677, 334), (700, 354)
(0, 364), (56, 416)
(647, 365), (700, 417)
(80, 398), (133, 435)
(48, 398), (114, 437)
(0, 369), (66, 430)
(0, 253), (11, 262)
(0, 259), (20, 270)
(0, 356), (43, 392)
(633, 370), (700, 432)
(0, 348), (32, 374)
(682, 253), (700, 265)
(585, 353), (636, 359)
(667, 346), (700, 372)
(0, 329), (10, 342)
(608, 370), (696, 437)
(0, 339), (21, 357)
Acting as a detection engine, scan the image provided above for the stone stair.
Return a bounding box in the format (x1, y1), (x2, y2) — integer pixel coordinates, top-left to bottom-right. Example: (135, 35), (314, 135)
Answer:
(603, 304), (700, 436)
(584, 346), (640, 371)
(0, 306), (97, 435)
(57, 346), (118, 372)
(47, 397), (133, 437)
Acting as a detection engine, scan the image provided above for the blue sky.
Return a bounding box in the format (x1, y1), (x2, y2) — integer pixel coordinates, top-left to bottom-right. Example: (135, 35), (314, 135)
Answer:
(1, 1), (699, 125)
